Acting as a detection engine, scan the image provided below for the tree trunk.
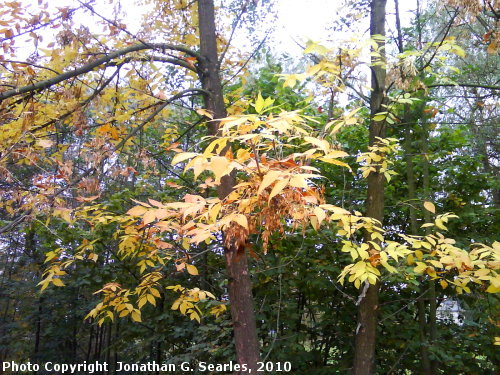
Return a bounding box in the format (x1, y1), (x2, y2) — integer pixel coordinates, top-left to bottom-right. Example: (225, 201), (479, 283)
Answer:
(421, 122), (438, 374)
(396, 2), (433, 370)
(353, 0), (387, 374)
(404, 110), (431, 374)
(197, 1), (260, 373)
(87, 324), (94, 362)
(33, 297), (42, 373)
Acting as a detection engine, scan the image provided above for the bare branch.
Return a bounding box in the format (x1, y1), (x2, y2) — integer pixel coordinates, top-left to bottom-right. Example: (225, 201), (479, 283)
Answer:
(418, 10), (458, 71)
(428, 83), (500, 90)
(218, 0), (250, 70)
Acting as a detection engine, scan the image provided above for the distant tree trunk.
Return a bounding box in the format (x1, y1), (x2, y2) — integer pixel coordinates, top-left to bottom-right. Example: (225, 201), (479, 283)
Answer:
(404, 108), (431, 374)
(353, 0), (387, 374)
(113, 320), (120, 374)
(87, 324), (94, 362)
(421, 122), (438, 375)
(33, 297), (43, 373)
(155, 292), (164, 375)
(396, 2), (434, 371)
(106, 322), (112, 370)
(197, 1), (260, 373)
(470, 88), (500, 208)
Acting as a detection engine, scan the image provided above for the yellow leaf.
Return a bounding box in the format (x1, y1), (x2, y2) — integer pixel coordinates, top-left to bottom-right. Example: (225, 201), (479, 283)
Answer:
(54, 208), (72, 223)
(357, 244), (369, 260)
(451, 45), (466, 58)
(282, 75), (297, 88)
(148, 199), (163, 208)
(180, 301), (191, 314)
(486, 284), (500, 293)
(327, 120), (345, 134)
(209, 202), (221, 223)
(492, 241), (500, 251)
(380, 259), (397, 273)
(423, 201), (436, 214)
(52, 278), (65, 287)
(138, 297), (147, 309)
(304, 136), (330, 152)
(310, 215), (319, 230)
(320, 204), (350, 215)
(258, 170), (282, 195)
(182, 238), (190, 250)
(171, 298), (181, 310)
(210, 156), (231, 182)
(147, 294), (156, 306)
(289, 175), (309, 189)
(196, 108), (213, 119)
(407, 254), (415, 265)
(131, 310), (142, 322)
(269, 178), (289, 201)
(233, 214), (248, 229)
(414, 262), (427, 274)
(440, 279), (448, 289)
(325, 150), (349, 158)
(254, 92), (265, 113)
(318, 157), (351, 169)
(143, 210), (156, 225)
(435, 218), (447, 231)
(236, 148), (251, 162)
(171, 152), (198, 166)
(127, 205), (148, 216)
(190, 311), (201, 323)
(304, 40), (330, 55)
(186, 264), (199, 276)
(314, 206), (326, 225)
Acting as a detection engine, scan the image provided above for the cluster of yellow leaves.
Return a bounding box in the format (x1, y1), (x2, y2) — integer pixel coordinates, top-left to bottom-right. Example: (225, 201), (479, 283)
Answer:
(280, 38), (367, 91)
(168, 285), (218, 323)
(336, 207), (500, 291)
(357, 137), (399, 181)
(403, 214), (500, 294)
(38, 261), (66, 291)
(324, 108), (362, 136)
(84, 282), (142, 325)
(337, 215), (412, 288)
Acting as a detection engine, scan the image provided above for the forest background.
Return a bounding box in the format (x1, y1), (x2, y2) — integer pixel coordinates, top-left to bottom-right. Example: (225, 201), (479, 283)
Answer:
(0, 0), (498, 374)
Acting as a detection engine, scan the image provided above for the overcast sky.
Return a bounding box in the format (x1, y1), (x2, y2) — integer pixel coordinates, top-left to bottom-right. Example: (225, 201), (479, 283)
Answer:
(19, 0), (415, 55)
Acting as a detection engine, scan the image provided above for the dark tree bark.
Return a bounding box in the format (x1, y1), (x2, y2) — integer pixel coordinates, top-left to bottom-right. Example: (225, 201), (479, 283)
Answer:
(197, 1), (260, 373)
(421, 122), (438, 375)
(404, 108), (432, 374)
(87, 324), (94, 362)
(395, 0), (432, 368)
(353, 0), (387, 374)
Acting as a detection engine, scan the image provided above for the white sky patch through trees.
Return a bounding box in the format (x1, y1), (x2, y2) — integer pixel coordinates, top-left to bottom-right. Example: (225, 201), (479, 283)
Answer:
(17, 0), (416, 57)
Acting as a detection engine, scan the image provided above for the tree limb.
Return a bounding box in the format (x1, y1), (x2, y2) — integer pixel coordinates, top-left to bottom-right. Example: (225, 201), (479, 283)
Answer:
(0, 43), (202, 102)
(428, 83), (500, 90)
